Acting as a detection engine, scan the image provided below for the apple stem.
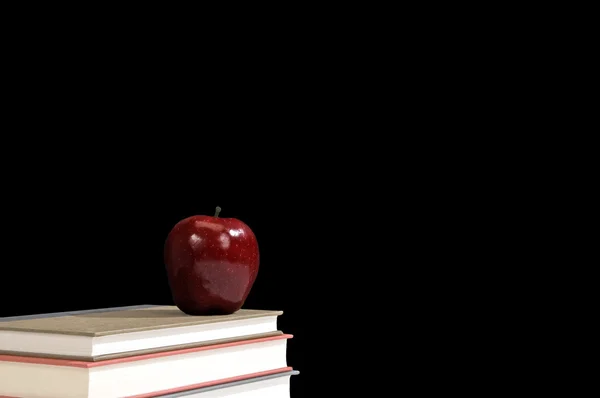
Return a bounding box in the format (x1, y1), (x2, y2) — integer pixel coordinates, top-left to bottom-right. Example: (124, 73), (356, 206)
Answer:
(214, 206), (222, 217)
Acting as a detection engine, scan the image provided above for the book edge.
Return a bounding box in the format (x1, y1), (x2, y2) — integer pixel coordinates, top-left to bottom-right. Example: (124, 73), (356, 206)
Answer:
(129, 367), (294, 398)
(0, 367), (297, 398)
(0, 331), (284, 362)
(0, 334), (294, 368)
(0, 307), (284, 336)
(154, 369), (300, 397)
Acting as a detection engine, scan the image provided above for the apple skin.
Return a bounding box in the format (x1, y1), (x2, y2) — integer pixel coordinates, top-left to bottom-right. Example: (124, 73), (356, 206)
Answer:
(164, 212), (259, 315)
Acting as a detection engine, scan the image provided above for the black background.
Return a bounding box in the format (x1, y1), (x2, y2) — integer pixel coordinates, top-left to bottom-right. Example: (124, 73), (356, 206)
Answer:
(0, 138), (481, 395)
(0, 160), (366, 397)
(0, 25), (499, 395)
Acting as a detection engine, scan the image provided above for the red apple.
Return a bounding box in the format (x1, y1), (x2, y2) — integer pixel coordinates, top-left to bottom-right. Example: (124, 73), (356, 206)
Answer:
(164, 207), (260, 315)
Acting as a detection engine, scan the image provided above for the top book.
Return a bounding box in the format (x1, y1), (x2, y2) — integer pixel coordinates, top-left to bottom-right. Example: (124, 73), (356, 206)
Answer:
(0, 305), (283, 361)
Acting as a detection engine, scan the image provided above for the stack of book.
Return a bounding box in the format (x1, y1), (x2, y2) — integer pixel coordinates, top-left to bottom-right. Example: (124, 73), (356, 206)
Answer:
(0, 305), (298, 397)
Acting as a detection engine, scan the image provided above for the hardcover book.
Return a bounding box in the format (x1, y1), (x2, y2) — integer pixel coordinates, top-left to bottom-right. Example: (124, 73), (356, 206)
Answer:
(0, 305), (283, 361)
(156, 369), (299, 397)
(0, 334), (293, 398)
